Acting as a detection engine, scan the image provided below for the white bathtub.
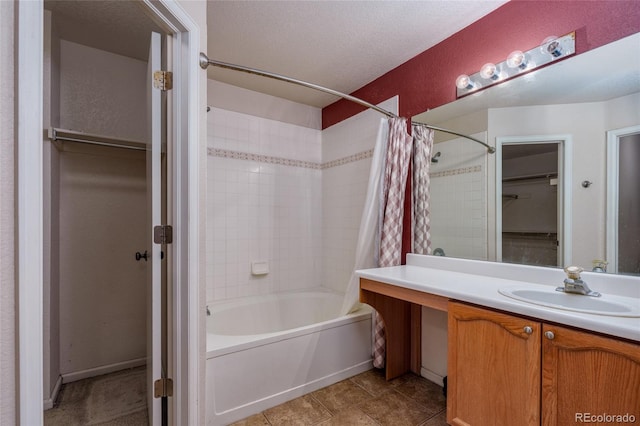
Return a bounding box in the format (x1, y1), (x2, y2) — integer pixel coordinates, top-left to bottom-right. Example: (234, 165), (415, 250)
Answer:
(206, 289), (373, 425)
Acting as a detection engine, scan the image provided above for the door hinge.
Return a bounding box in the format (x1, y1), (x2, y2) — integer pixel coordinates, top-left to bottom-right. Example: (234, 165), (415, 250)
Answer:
(154, 225), (173, 244)
(153, 70), (173, 91)
(154, 378), (173, 398)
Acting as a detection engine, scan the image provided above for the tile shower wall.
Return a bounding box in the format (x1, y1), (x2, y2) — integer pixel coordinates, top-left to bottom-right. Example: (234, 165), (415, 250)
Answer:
(429, 135), (487, 260)
(207, 97), (398, 302)
(207, 108), (323, 301)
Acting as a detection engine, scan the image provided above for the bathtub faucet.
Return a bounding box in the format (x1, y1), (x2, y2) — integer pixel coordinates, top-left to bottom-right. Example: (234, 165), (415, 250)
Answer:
(206, 305), (211, 316)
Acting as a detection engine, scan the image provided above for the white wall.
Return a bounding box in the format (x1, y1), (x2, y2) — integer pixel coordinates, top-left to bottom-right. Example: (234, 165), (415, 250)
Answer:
(58, 144), (147, 375)
(59, 40), (147, 141)
(0, 1), (16, 423)
(206, 80), (323, 302)
(56, 40), (148, 376)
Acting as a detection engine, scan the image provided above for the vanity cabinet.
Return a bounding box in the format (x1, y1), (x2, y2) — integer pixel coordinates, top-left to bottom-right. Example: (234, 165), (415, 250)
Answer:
(447, 301), (541, 426)
(542, 323), (640, 425)
(448, 301), (640, 426)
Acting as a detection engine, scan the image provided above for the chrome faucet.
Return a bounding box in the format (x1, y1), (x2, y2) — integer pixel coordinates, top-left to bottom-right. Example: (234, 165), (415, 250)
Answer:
(556, 266), (601, 297)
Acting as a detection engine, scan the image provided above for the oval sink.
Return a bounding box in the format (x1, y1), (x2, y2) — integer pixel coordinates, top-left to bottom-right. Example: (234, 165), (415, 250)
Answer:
(498, 286), (640, 317)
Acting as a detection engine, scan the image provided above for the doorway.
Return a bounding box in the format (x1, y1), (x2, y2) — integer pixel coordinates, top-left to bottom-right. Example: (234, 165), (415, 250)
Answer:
(607, 125), (640, 275)
(41, 3), (164, 425)
(17, 1), (200, 424)
(496, 135), (573, 268)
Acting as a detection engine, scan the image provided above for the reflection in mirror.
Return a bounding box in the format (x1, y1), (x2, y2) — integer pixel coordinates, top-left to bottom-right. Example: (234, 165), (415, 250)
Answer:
(607, 126), (640, 276)
(500, 142), (560, 268)
(413, 32), (640, 274)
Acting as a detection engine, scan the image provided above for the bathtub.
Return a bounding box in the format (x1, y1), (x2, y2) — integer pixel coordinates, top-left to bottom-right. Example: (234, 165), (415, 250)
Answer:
(205, 289), (373, 425)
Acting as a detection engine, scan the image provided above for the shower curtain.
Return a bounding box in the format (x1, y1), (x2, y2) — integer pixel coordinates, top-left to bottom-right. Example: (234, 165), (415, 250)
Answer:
(340, 117), (413, 368)
(374, 117), (412, 367)
(340, 118), (389, 316)
(412, 124), (435, 255)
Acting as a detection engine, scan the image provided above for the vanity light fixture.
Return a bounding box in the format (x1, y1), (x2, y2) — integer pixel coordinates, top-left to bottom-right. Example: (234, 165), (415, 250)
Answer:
(455, 31), (576, 98)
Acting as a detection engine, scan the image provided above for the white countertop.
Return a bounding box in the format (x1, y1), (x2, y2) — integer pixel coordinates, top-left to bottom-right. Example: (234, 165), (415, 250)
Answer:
(356, 254), (640, 342)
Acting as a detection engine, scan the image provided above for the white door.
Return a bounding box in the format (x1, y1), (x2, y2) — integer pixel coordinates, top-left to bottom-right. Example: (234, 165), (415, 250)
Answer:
(147, 31), (163, 426)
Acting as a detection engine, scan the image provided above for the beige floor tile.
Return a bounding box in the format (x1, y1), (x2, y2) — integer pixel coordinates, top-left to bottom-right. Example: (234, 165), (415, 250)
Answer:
(393, 374), (445, 416)
(230, 413), (271, 426)
(349, 369), (400, 397)
(418, 410), (448, 426)
(317, 408), (380, 425)
(311, 379), (374, 413)
(358, 389), (433, 426)
(263, 394), (332, 426)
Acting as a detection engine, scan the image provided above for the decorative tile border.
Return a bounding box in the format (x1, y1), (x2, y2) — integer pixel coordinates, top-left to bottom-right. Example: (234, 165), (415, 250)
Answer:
(208, 148), (320, 169)
(431, 165), (482, 178)
(207, 147), (373, 170)
(321, 149), (373, 169)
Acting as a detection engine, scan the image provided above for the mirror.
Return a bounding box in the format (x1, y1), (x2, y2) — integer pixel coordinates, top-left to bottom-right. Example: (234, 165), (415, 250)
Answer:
(413, 32), (640, 274)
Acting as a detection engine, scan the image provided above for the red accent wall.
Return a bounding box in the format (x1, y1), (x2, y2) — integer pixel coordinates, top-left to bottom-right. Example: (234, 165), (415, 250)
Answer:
(322, 0), (640, 129)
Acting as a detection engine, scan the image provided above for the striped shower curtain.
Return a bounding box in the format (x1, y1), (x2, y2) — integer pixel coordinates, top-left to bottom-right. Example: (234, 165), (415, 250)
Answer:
(373, 117), (412, 368)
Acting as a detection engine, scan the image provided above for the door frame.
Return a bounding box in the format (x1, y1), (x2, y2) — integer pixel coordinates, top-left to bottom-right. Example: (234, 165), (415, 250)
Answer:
(495, 135), (573, 266)
(16, 1), (201, 425)
(606, 124), (640, 274)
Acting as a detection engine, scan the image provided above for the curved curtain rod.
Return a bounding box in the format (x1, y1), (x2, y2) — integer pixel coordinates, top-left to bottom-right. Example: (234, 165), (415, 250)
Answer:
(199, 53), (495, 154)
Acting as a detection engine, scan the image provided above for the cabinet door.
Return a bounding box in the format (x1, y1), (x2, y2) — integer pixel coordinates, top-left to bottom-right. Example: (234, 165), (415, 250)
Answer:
(542, 324), (640, 426)
(448, 302), (541, 426)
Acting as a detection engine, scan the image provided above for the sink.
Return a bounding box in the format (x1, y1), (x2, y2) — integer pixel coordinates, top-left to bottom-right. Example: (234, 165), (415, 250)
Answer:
(498, 286), (640, 317)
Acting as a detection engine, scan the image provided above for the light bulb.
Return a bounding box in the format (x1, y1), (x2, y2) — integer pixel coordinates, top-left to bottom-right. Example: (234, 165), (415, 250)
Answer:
(480, 63), (499, 80)
(541, 35), (563, 57)
(455, 74), (474, 90)
(506, 50), (528, 69)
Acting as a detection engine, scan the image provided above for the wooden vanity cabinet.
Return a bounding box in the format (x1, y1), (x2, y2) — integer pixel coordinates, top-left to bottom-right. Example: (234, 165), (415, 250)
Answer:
(447, 301), (541, 426)
(448, 301), (640, 426)
(542, 323), (640, 426)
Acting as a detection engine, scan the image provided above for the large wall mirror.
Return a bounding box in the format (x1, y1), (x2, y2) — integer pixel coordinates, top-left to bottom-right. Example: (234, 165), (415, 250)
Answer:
(413, 32), (640, 275)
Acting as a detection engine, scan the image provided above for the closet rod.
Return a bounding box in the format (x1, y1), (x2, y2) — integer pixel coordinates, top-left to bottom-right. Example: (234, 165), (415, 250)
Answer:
(199, 53), (495, 154)
(48, 128), (147, 151)
(502, 172), (558, 183)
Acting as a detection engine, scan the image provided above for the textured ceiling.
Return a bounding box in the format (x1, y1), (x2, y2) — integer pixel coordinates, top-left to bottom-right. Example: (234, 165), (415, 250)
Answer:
(206, 1), (509, 107)
(44, 0), (163, 62)
(44, 0), (509, 107)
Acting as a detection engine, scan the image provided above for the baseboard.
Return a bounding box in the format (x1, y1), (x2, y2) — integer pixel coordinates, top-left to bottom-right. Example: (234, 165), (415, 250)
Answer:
(61, 357), (147, 384)
(421, 367), (445, 387)
(43, 374), (63, 410)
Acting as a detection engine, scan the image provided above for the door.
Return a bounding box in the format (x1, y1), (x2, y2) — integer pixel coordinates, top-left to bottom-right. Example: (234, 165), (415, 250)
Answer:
(496, 136), (572, 268)
(147, 31), (163, 426)
(541, 324), (640, 425)
(606, 125), (640, 274)
(447, 302), (541, 426)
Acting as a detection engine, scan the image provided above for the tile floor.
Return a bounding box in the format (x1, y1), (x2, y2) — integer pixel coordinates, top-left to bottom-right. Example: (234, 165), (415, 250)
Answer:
(231, 369), (447, 426)
(44, 367), (447, 426)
